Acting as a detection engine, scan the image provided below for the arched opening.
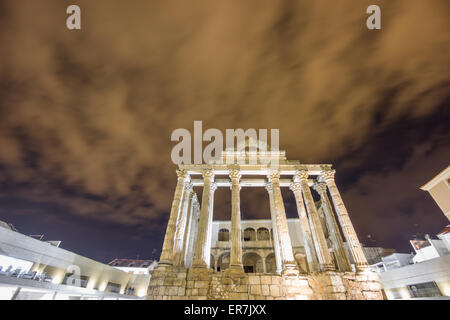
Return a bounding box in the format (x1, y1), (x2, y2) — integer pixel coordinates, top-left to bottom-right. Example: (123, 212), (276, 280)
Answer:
(217, 252), (230, 272)
(257, 227), (270, 240)
(265, 253), (277, 274)
(218, 229), (230, 241)
(243, 228), (256, 241)
(242, 252), (263, 273)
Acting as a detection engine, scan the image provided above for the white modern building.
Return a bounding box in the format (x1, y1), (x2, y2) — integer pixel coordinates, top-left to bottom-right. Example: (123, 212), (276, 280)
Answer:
(374, 227), (450, 299)
(0, 221), (151, 300)
(370, 253), (414, 273)
(372, 167), (450, 299)
(109, 258), (158, 275)
(420, 166), (450, 221)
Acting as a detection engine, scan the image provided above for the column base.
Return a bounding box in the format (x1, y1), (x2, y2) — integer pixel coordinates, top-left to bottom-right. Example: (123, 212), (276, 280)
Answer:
(355, 263), (369, 272)
(226, 265), (245, 275)
(157, 260), (173, 268)
(190, 259), (209, 270)
(281, 263), (299, 277)
(320, 263), (336, 272)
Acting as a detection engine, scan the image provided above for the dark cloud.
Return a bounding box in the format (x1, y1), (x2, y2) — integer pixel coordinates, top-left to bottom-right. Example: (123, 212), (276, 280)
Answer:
(0, 0), (448, 261)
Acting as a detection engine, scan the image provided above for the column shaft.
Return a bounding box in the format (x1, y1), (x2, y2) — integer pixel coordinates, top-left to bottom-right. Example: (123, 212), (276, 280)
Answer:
(314, 181), (352, 271)
(186, 201), (200, 268)
(173, 183), (193, 266)
(321, 168), (369, 271)
(229, 169), (243, 271)
(192, 169), (215, 268)
(290, 182), (319, 272)
(177, 190), (196, 266)
(266, 183), (282, 274)
(262, 257), (267, 273)
(268, 172), (298, 275)
(159, 169), (189, 266)
(296, 169), (335, 271)
(205, 183), (217, 269)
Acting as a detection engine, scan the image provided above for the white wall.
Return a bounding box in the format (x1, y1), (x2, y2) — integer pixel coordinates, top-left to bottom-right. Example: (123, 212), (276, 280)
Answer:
(380, 254), (450, 298)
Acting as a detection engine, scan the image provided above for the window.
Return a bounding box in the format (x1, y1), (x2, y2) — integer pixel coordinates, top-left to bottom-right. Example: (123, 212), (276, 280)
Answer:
(243, 228), (256, 241)
(218, 229), (230, 241)
(106, 282), (121, 293)
(257, 228), (270, 240)
(244, 266), (254, 273)
(408, 282), (442, 298)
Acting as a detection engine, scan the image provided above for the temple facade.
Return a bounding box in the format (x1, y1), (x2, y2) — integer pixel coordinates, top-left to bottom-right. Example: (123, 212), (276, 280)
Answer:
(148, 149), (384, 300)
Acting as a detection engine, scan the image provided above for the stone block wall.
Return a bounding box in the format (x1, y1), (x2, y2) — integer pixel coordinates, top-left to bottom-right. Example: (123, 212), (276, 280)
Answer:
(308, 271), (384, 300)
(147, 266), (384, 300)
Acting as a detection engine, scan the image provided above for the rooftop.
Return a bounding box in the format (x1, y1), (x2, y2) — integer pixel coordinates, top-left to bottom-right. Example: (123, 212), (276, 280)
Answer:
(108, 258), (154, 268)
(420, 166), (450, 191)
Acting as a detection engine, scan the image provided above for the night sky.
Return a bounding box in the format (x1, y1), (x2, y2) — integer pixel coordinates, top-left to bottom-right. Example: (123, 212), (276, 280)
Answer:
(0, 1), (449, 263)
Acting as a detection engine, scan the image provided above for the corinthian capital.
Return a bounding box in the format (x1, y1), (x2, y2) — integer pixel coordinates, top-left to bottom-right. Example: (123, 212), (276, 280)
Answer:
(313, 181), (327, 195)
(202, 169), (215, 181)
(320, 167), (335, 182)
(176, 169), (190, 182)
(289, 182), (302, 193)
(229, 168), (241, 182)
(267, 170), (280, 183)
(294, 168), (309, 182)
(176, 169), (187, 179)
(265, 181), (273, 193)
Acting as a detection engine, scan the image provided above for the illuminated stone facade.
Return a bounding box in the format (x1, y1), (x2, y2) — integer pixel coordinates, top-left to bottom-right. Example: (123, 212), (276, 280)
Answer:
(148, 149), (383, 300)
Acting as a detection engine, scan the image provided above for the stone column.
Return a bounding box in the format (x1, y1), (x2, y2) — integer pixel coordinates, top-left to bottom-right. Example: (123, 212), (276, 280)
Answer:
(262, 256), (267, 273)
(265, 183), (282, 274)
(159, 169), (190, 266)
(177, 189), (196, 267)
(313, 181), (352, 271)
(185, 199), (200, 268)
(205, 182), (217, 269)
(321, 167), (369, 271)
(289, 182), (319, 273)
(192, 169), (215, 268)
(173, 182), (194, 266)
(267, 171), (299, 275)
(295, 169), (335, 271)
(229, 168), (244, 271)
